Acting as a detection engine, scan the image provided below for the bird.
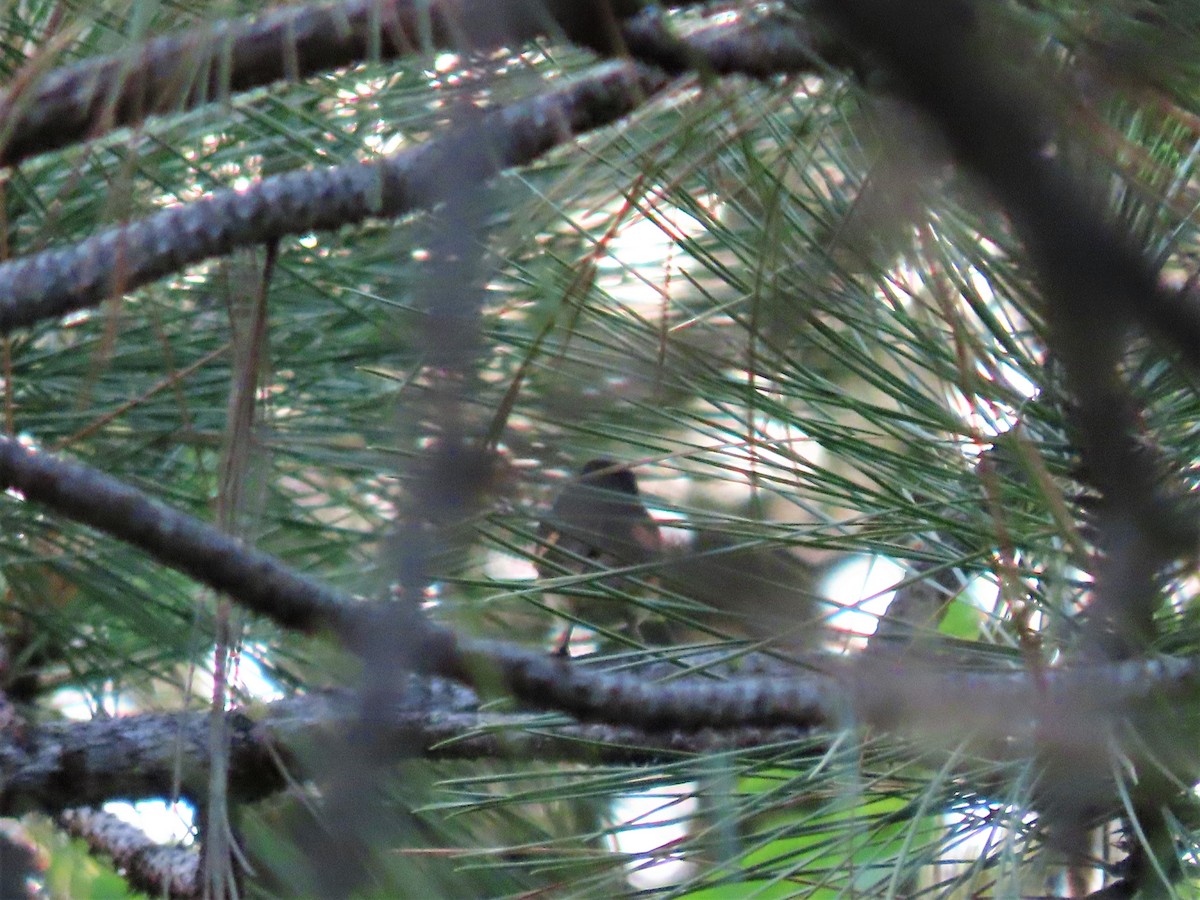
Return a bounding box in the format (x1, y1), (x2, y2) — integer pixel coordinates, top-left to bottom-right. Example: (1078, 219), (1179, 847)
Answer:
(534, 459), (663, 652)
(535, 459), (827, 655)
(657, 525), (826, 652)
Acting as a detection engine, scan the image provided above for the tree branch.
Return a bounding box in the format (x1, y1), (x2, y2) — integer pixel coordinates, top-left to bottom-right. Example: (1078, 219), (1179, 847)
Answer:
(2, 653), (1197, 826)
(0, 0), (829, 171)
(0, 435), (354, 635)
(58, 808), (199, 900)
(0, 681), (821, 818)
(0, 5), (850, 336)
(3, 434), (1198, 804)
(0, 0), (609, 168)
(0, 60), (667, 335)
(621, 5), (841, 78)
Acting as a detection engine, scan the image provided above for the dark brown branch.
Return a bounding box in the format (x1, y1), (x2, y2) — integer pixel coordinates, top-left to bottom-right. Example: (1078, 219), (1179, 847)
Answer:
(2, 654), (1197, 820)
(435, 635), (843, 730)
(0, 7), (839, 340)
(3, 432), (1198, 774)
(0, 0), (826, 171)
(0, 436), (838, 733)
(0, 435), (354, 635)
(0, 683), (820, 818)
(439, 635), (1200, 758)
(263, 684), (827, 763)
(621, 6), (840, 78)
(0, 706), (272, 815)
(0, 0), (630, 169)
(811, 0), (1197, 364)
(0, 61), (667, 336)
(0, 434), (833, 730)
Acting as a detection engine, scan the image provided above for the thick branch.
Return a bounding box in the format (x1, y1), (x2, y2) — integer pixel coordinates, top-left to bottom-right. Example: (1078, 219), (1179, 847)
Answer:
(0, 705), (271, 815)
(0, 683), (821, 816)
(621, 6), (840, 78)
(0, 0), (618, 168)
(0, 7), (845, 334)
(3, 435), (1198, 774)
(0, 61), (668, 335)
(812, 0), (1200, 370)
(0, 435), (354, 635)
(4, 654), (1198, 819)
(0, 0), (829, 171)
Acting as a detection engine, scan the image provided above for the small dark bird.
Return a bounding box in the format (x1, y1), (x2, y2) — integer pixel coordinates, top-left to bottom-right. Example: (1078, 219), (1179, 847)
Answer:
(535, 459), (663, 652)
(536, 459), (827, 654)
